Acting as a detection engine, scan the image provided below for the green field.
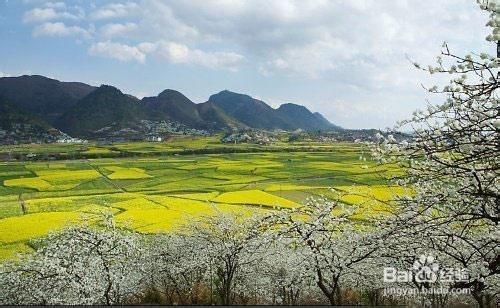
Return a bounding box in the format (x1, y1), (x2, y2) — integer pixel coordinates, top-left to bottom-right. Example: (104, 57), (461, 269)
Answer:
(0, 138), (404, 259)
(0, 135), (370, 160)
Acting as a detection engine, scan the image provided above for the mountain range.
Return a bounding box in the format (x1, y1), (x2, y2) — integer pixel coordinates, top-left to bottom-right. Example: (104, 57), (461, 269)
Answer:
(0, 75), (339, 139)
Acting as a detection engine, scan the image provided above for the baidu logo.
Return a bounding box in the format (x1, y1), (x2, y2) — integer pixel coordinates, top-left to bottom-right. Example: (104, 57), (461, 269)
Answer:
(383, 254), (469, 284)
(411, 255), (440, 283)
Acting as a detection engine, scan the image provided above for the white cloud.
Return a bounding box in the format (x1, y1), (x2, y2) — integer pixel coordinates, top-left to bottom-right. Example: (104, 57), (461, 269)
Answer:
(24, 0), (487, 78)
(156, 41), (245, 71)
(23, 8), (58, 22)
(86, 38), (245, 70)
(44, 2), (66, 9)
(23, 7), (83, 23)
(88, 41), (146, 63)
(258, 38), (352, 78)
(90, 0), (491, 79)
(137, 42), (157, 53)
(33, 22), (90, 38)
(0, 72), (11, 78)
(90, 2), (138, 20)
(100, 22), (138, 38)
(151, 0), (487, 79)
(137, 1), (199, 42)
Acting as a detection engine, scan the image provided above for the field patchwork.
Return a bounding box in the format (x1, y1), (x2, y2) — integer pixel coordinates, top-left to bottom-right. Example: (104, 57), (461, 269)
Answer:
(0, 141), (403, 259)
(105, 166), (153, 180)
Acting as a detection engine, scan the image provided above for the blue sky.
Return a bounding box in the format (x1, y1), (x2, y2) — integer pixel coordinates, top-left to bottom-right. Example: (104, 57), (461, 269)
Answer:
(0, 0), (492, 129)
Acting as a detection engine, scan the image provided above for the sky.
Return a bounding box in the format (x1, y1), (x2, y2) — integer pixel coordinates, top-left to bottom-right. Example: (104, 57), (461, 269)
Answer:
(0, 0), (493, 129)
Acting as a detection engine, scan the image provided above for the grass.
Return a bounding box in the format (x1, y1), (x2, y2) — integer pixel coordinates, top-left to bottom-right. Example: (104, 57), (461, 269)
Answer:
(3, 169), (101, 191)
(83, 146), (116, 154)
(105, 166), (153, 180)
(0, 139), (404, 259)
(0, 201), (24, 219)
(0, 243), (33, 260)
(264, 183), (320, 192)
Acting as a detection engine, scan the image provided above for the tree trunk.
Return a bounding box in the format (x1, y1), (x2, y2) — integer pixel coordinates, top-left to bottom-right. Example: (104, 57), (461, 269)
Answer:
(472, 290), (484, 308)
(216, 267), (234, 305)
(316, 279), (337, 305)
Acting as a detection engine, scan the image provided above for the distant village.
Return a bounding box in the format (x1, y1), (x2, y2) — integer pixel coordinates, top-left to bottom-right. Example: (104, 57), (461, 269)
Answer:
(0, 124), (86, 145)
(0, 120), (210, 145)
(1, 119), (403, 146)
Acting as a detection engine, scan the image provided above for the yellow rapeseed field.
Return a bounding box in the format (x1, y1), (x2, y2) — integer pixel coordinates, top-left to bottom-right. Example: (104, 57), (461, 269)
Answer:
(34, 169), (100, 182)
(0, 142), (404, 260)
(213, 190), (298, 208)
(4, 177), (52, 191)
(4, 169), (101, 191)
(170, 192), (220, 201)
(0, 212), (81, 243)
(111, 197), (166, 211)
(334, 185), (409, 217)
(115, 198), (270, 233)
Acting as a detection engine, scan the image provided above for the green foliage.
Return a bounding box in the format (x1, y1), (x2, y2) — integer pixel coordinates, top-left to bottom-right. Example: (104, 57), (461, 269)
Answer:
(56, 85), (144, 137)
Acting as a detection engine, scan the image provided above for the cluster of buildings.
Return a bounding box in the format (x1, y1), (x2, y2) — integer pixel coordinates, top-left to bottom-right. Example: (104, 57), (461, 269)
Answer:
(0, 124), (41, 144)
(89, 120), (210, 142)
(141, 120), (210, 141)
(0, 125), (86, 145)
(287, 129), (409, 143)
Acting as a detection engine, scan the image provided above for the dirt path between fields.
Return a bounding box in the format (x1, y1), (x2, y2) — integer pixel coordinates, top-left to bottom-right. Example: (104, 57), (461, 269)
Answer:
(18, 194), (27, 214)
(86, 160), (126, 193)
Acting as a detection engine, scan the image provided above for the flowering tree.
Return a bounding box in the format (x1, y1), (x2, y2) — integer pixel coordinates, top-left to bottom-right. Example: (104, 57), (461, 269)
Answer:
(175, 213), (267, 305)
(0, 219), (145, 305)
(257, 243), (314, 305)
(144, 234), (210, 304)
(263, 197), (385, 305)
(373, 1), (499, 306)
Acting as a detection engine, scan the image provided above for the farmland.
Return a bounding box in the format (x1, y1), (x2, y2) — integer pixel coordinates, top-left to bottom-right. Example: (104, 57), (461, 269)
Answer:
(0, 137), (404, 259)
